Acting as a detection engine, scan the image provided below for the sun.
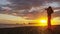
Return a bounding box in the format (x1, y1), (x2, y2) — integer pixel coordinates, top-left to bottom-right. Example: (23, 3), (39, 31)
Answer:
(39, 20), (47, 26)
(40, 20), (47, 23)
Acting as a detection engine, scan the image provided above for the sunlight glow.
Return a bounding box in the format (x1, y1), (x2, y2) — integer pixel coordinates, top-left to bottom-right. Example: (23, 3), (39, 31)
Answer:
(36, 18), (48, 26)
(39, 20), (47, 26)
(51, 17), (60, 25)
(40, 20), (47, 23)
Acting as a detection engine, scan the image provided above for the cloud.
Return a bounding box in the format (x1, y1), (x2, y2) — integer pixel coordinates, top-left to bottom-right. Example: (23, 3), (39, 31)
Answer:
(0, 0), (11, 5)
(0, 0), (59, 20)
(52, 11), (60, 17)
(2, 7), (12, 10)
(8, 0), (46, 10)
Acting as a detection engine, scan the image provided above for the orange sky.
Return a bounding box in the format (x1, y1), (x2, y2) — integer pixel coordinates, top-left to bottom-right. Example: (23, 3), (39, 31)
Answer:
(0, 14), (60, 25)
(0, 0), (60, 25)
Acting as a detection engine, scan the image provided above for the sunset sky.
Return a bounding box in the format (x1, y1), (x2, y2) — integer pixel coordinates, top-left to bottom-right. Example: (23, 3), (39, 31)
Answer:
(0, 0), (60, 25)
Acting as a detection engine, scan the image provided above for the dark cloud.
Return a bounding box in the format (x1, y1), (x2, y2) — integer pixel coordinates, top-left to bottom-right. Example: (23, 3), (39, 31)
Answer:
(8, 0), (45, 10)
(0, 0), (59, 19)
(7, 0), (60, 10)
